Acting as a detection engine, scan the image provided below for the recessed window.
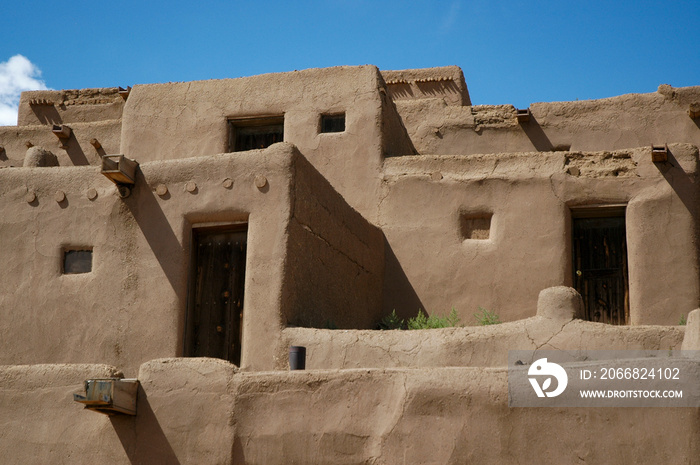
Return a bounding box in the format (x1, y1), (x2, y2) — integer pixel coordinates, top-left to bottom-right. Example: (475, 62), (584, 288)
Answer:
(63, 249), (93, 274)
(460, 214), (491, 240)
(320, 113), (345, 133)
(228, 116), (284, 152)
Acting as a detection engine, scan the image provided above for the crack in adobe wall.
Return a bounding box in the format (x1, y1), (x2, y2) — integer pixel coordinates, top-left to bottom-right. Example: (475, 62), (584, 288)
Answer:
(535, 319), (574, 351)
(297, 222), (372, 275)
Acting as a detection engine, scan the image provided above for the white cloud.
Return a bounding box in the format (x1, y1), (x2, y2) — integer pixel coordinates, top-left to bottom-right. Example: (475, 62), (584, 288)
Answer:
(0, 55), (49, 126)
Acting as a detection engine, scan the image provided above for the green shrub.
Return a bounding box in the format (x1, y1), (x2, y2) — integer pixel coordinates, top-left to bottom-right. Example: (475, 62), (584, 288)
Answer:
(378, 309), (404, 330)
(474, 307), (501, 325)
(407, 308), (461, 330)
(446, 307), (461, 327)
(407, 309), (430, 329)
(680, 315), (687, 326)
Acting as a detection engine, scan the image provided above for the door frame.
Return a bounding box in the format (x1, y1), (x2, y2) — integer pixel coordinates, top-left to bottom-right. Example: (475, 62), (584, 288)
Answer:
(570, 204), (629, 324)
(183, 222), (248, 364)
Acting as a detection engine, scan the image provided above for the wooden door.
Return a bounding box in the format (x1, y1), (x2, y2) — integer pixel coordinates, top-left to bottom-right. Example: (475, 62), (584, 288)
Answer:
(573, 215), (629, 325)
(185, 227), (247, 365)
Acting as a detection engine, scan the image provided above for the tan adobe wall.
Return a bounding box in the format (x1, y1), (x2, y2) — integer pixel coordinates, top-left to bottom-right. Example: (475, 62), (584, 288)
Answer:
(0, 143), (384, 373)
(284, 153), (385, 332)
(119, 66), (414, 222)
(0, 87), (125, 168)
(379, 144), (699, 325)
(282, 287), (685, 370)
(0, 363), (126, 463)
(282, 321), (684, 370)
(17, 88), (125, 126)
(0, 120), (121, 168)
(3, 357), (699, 464)
(0, 145), (295, 374)
(230, 365), (699, 464)
(381, 66), (471, 106)
(2, 65), (700, 465)
(394, 84), (700, 155)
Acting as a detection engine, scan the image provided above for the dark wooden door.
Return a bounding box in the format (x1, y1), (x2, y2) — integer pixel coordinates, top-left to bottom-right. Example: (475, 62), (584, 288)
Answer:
(573, 216), (629, 325)
(186, 228), (247, 365)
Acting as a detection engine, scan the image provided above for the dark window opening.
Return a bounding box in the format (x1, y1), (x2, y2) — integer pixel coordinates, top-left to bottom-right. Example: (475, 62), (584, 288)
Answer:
(185, 226), (247, 366)
(572, 206), (629, 325)
(228, 116), (284, 152)
(63, 249), (93, 274)
(320, 113), (345, 133)
(460, 214), (491, 240)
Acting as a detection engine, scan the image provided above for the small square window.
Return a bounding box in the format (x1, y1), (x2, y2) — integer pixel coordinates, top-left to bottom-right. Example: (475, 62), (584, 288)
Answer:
(460, 214), (491, 240)
(320, 113), (345, 133)
(228, 116), (284, 152)
(63, 249), (92, 274)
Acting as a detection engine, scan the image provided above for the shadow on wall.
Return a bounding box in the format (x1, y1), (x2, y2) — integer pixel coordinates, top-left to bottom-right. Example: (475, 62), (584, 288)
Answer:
(415, 80), (462, 99)
(123, 170), (184, 294)
(389, 83), (413, 100)
(387, 80), (463, 101)
(382, 237), (425, 322)
(31, 104), (62, 126)
(655, 148), (699, 284)
(520, 114), (554, 152)
(231, 436), (246, 465)
(110, 385), (182, 464)
(62, 131), (91, 166)
(655, 148), (698, 216)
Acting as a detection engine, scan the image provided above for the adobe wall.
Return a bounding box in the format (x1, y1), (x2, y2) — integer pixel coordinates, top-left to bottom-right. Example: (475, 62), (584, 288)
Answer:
(0, 145), (294, 374)
(4, 66), (418, 222)
(379, 144), (699, 324)
(381, 65), (471, 106)
(229, 365), (699, 465)
(3, 358), (698, 464)
(0, 143), (385, 373)
(0, 363), (127, 464)
(282, 286), (686, 370)
(394, 84), (700, 155)
(3, 65), (700, 465)
(119, 66), (414, 222)
(0, 88), (124, 168)
(17, 87), (126, 126)
(282, 320), (685, 370)
(0, 120), (121, 168)
(284, 153), (385, 332)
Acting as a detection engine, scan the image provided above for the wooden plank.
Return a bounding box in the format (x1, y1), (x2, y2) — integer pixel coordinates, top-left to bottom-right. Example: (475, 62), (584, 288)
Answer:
(188, 228), (247, 365)
(573, 215), (629, 325)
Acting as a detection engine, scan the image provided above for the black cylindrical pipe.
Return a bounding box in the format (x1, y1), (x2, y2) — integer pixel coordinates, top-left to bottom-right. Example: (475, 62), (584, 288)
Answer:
(289, 346), (306, 370)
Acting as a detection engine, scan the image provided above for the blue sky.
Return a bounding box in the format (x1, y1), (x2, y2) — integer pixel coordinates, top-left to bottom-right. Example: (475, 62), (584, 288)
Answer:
(1, 0), (699, 124)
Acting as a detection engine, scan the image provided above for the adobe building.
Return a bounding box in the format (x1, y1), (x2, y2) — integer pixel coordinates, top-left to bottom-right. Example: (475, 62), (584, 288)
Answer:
(1, 65), (700, 463)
